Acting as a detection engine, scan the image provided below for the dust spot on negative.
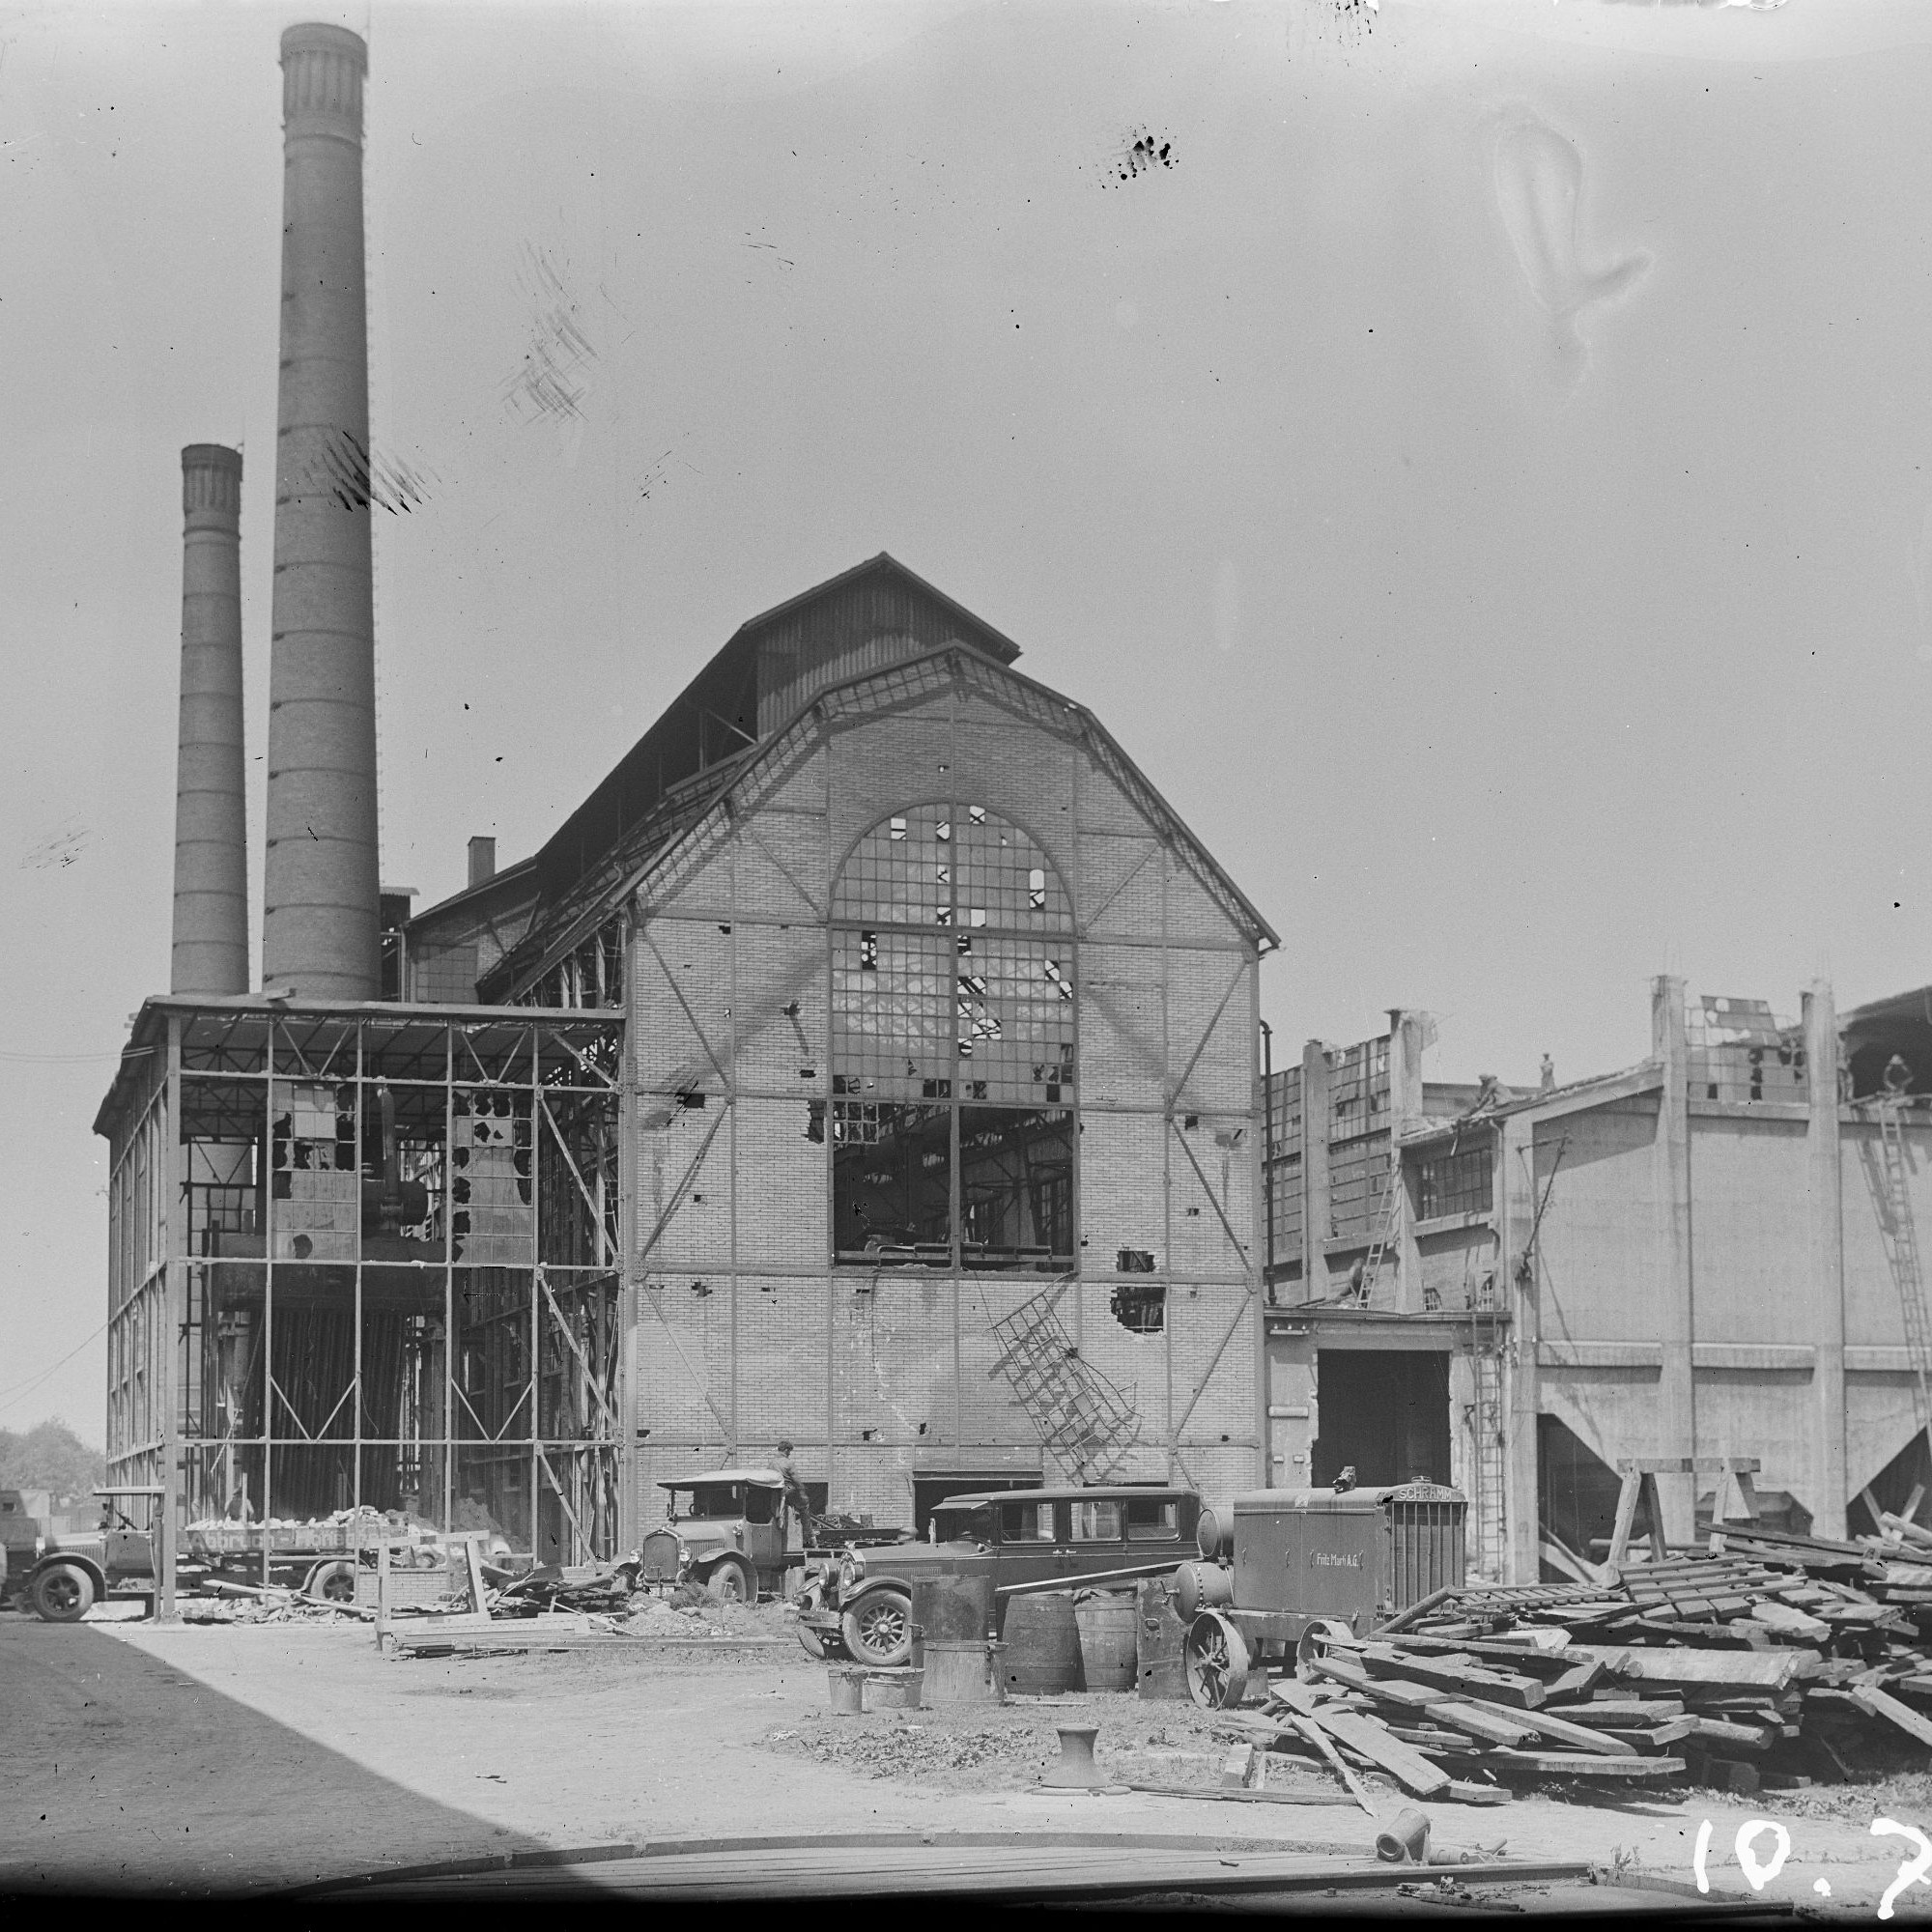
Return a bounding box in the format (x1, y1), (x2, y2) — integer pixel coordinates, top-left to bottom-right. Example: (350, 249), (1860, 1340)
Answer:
(1491, 106), (1650, 389)
(1102, 127), (1177, 186)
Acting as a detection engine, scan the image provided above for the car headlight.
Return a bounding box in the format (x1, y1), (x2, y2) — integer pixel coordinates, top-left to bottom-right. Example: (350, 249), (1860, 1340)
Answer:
(838, 1552), (862, 1587)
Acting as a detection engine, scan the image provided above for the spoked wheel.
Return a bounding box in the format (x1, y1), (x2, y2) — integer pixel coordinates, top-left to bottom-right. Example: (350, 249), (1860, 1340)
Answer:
(1294, 1616), (1356, 1679)
(841, 1588), (913, 1666)
(1184, 1609), (1251, 1710)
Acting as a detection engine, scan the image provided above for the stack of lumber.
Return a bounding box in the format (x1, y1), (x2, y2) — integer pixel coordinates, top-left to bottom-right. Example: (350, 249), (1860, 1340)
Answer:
(1256, 1544), (1932, 1801)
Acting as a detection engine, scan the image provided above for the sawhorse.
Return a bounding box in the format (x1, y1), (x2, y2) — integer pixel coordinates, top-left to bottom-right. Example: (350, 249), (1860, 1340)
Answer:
(1607, 1456), (1760, 1566)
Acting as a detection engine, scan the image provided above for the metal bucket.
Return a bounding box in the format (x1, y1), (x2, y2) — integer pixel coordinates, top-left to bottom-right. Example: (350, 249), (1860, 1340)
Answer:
(1074, 1591), (1139, 1692)
(828, 1665), (866, 1715)
(1003, 1591), (1083, 1695)
(1135, 1577), (1188, 1700)
(865, 1668), (924, 1711)
(923, 1638), (1006, 1706)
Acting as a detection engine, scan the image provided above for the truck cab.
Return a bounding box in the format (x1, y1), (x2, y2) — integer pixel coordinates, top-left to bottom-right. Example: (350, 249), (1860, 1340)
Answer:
(638, 1468), (791, 1603)
(19, 1491), (159, 1623)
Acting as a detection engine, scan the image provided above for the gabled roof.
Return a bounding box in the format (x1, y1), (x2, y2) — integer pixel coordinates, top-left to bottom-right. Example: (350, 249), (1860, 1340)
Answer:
(512, 554), (1022, 930)
(482, 639), (1279, 1001)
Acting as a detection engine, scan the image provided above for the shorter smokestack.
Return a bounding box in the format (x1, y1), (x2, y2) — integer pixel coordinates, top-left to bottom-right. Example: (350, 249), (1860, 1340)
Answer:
(468, 837), (497, 890)
(172, 444), (249, 996)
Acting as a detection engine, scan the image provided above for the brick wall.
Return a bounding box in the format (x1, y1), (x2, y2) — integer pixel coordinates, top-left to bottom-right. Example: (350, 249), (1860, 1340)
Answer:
(627, 679), (1264, 1524)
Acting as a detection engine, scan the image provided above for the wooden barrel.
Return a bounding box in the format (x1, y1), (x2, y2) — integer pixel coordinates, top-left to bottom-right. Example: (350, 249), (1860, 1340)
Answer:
(1002, 1591), (1083, 1695)
(912, 1572), (993, 1645)
(1074, 1590), (1139, 1691)
(1135, 1576), (1188, 1700)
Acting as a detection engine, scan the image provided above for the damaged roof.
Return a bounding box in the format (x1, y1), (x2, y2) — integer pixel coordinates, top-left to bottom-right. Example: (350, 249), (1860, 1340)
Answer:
(476, 568), (1279, 1000)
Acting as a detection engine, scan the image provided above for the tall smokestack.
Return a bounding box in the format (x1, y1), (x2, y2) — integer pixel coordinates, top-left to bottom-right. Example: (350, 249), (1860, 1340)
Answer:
(172, 444), (250, 996)
(263, 22), (380, 999)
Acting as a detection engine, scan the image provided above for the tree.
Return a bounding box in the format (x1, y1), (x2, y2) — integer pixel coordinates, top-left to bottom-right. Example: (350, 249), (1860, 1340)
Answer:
(0, 1418), (106, 1505)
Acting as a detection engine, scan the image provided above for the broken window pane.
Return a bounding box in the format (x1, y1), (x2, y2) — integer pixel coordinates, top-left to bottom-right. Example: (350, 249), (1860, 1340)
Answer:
(833, 1101), (952, 1264)
(958, 1107), (1073, 1269)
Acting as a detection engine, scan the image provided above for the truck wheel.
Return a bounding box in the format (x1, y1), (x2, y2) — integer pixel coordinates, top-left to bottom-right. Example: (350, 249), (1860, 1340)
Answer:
(1184, 1609), (1251, 1710)
(841, 1589), (912, 1666)
(31, 1563), (96, 1625)
(707, 1557), (753, 1605)
(305, 1560), (358, 1605)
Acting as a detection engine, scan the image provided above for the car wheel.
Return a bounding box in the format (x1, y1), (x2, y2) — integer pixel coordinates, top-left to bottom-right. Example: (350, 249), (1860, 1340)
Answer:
(707, 1557), (753, 1605)
(1184, 1609), (1251, 1710)
(306, 1559), (358, 1605)
(798, 1624), (845, 1661)
(31, 1563), (96, 1625)
(841, 1588), (912, 1666)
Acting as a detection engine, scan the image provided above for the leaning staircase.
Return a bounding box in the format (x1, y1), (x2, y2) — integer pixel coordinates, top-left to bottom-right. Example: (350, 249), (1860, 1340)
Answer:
(989, 1285), (1141, 1482)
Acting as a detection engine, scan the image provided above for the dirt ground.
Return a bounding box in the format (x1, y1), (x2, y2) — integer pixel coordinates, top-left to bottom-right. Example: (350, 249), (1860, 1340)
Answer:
(6, 1602), (1932, 1910)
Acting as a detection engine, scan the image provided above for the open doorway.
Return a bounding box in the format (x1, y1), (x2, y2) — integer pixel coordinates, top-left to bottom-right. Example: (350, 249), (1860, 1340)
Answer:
(912, 1471), (1041, 1540)
(1312, 1350), (1450, 1490)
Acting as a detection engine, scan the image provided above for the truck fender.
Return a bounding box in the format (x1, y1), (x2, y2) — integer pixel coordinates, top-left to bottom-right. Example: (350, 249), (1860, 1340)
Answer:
(31, 1552), (108, 1599)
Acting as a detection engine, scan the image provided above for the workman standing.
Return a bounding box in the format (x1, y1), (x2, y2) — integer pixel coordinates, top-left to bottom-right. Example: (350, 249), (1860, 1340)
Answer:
(774, 1440), (813, 1551)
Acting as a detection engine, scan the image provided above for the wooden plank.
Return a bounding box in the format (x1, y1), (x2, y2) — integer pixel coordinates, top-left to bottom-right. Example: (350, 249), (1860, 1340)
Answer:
(1359, 1645), (1545, 1710)
(1571, 1645), (1806, 1690)
(1539, 1661), (1607, 1701)
(1687, 1717), (1773, 1753)
(1308, 1707), (1453, 1800)
(1571, 1698), (1687, 1722)
(1442, 1694), (1631, 1758)
(1387, 1633), (1599, 1679)
(1596, 1718), (1697, 1750)
(1309, 1659), (1539, 1748)
(1123, 1784), (1359, 1806)
(1287, 1714), (1378, 1816)
(1853, 1684), (1932, 1749)
(1477, 1749), (1687, 1779)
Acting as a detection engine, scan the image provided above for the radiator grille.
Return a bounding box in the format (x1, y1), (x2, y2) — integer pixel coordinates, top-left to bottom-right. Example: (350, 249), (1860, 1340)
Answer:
(1388, 1498), (1466, 1607)
(639, 1527), (683, 1584)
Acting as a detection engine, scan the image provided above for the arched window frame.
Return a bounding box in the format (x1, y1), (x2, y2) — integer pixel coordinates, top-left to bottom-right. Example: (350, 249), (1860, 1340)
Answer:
(827, 800), (1078, 1273)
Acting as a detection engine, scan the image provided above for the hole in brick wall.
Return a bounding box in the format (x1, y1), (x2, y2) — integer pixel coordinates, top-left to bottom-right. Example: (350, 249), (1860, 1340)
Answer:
(1112, 1281), (1165, 1334)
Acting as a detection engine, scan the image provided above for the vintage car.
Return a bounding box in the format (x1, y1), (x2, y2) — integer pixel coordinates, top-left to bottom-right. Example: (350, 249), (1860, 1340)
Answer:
(795, 1484), (1203, 1666)
(638, 1468), (794, 1603)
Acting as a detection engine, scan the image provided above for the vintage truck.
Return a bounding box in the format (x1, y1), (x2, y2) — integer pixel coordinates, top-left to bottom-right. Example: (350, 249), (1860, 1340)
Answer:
(637, 1468), (795, 1604)
(796, 1485), (1204, 1666)
(14, 1490), (167, 1622)
(1174, 1481), (1468, 1707)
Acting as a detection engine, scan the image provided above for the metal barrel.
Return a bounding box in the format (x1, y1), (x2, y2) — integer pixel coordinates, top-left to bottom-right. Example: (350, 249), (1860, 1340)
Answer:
(1135, 1576), (1189, 1700)
(912, 1572), (993, 1644)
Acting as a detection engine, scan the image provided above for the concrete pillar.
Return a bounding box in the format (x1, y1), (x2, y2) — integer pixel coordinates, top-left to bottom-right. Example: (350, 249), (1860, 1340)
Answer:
(1389, 1011), (1428, 1312)
(1300, 1039), (1332, 1303)
(1652, 975), (1698, 1543)
(263, 23), (381, 999)
(1805, 981), (1848, 1536)
(1501, 1112), (1540, 1581)
(171, 445), (249, 996)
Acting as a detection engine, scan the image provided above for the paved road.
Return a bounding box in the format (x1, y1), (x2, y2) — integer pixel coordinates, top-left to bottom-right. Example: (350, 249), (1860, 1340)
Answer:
(0, 1610), (538, 1895)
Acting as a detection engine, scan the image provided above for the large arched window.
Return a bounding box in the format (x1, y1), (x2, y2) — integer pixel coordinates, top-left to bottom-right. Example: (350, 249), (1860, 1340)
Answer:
(830, 803), (1075, 1270)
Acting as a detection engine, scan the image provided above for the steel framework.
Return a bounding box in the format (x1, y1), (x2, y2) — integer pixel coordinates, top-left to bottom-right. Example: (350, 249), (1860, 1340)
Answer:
(99, 998), (626, 1617)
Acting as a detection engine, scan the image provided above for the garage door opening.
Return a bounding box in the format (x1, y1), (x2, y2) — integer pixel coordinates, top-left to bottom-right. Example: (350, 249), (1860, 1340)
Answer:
(912, 1472), (1041, 1540)
(1311, 1350), (1450, 1490)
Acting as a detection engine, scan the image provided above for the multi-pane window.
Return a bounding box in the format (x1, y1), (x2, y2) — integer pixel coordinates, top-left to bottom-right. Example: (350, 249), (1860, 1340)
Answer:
(831, 803), (1076, 1270)
(1415, 1142), (1494, 1221)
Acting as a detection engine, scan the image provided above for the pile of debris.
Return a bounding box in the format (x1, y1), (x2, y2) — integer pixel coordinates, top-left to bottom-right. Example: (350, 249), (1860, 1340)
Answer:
(1253, 1540), (1932, 1804)
(490, 1559), (639, 1617)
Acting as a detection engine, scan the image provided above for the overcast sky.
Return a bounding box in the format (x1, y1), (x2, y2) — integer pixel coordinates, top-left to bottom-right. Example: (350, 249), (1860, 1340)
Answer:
(5, 0), (1930, 1440)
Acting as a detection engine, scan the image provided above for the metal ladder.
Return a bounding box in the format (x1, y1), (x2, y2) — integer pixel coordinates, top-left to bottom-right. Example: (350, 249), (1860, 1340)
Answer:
(1352, 1152), (1401, 1304)
(1860, 1098), (1932, 1442)
(989, 1285), (1140, 1482)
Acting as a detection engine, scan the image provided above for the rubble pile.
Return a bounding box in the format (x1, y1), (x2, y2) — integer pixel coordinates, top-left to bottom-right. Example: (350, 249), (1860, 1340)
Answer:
(1258, 1533), (1932, 1804)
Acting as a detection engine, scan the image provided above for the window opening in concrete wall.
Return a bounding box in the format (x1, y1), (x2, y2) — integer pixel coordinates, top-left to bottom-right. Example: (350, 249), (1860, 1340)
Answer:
(831, 803), (1077, 1270)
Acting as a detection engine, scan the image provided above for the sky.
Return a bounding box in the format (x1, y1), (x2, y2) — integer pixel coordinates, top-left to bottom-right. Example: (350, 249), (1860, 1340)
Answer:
(4, 0), (1931, 1441)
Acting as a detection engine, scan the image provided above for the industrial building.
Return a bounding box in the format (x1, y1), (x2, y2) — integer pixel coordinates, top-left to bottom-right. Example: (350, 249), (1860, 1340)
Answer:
(95, 22), (1932, 1617)
(1263, 980), (1932, 1584)
(98, 24), (1276, 1611)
